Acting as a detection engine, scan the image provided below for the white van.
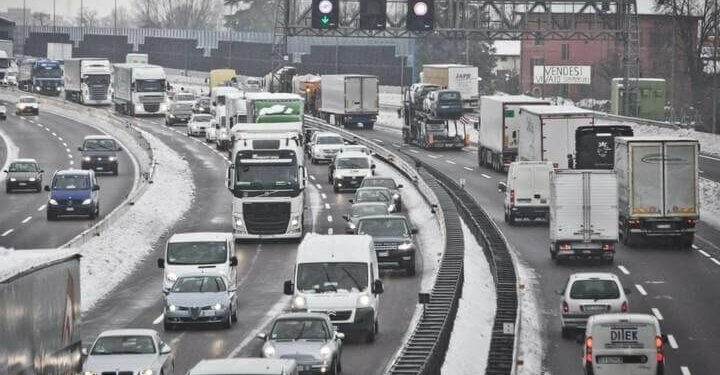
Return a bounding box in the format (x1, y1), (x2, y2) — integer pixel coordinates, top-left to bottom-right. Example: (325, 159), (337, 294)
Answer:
(188, 358), (298, 375)
(157, 232), (237, 291)
(583, 314), (666, 375)
(283, 234), (384, 342)
(497, 161), (553, 224)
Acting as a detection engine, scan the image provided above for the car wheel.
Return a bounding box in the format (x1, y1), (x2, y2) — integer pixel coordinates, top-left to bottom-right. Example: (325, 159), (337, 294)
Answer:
(224, 310), (233, 329)
(337, 358), (342, 373)
(330, 358), (339, 375)
(231, 305), (238, 322)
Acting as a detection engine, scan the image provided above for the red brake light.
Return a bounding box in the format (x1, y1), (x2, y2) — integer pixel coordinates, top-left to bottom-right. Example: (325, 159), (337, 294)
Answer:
(560, 243), (571, 250)
(655, 336), (663, 349)
(621, 301), (628, 313)
(628, 219), (642, 227)
(562, 301), (569, 313)
(510, 189), (515, 205)
(585, 336), (593, 363)
(686, 219), (697, 227)
(602, 243), (614, 251)
(655, 335), (664, 363)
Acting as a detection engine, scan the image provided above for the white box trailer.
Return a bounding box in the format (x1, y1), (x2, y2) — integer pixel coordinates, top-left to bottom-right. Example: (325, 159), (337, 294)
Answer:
(47, 42), (72, 61)
(478, 95), (550, 171)
(518, 105), (595, 169)
(112, 63), (168, 116)
(422, 64), (479, 110)
(63, 58), (112, 105)
(318, 74), (379, 129)
(0, 249), (81, 375)
(549, 170), (618, 263)
(126, 53), (149, 64)
(614, 137), (699, 248)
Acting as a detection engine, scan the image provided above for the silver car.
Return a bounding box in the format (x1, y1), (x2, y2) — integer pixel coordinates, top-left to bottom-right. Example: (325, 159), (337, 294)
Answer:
(82, 329), (174, 375)
(349, 187), (398, 213)
(4, 158), (43, 193)
(359, 176), (403, 211)
(163, 273), (237, 330)
(343, 202), (392, 233)
(258, 312), (344, 375)
(187, 113), (213, 137)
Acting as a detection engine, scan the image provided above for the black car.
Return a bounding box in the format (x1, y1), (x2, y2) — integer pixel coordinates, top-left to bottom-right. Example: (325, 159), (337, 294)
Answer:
(424, 90), (464, 119)
(79, 135), (122, 175)
(355, 215), (418, 276)
(4, 158), (43, 193)
(166, 102), (194, 125)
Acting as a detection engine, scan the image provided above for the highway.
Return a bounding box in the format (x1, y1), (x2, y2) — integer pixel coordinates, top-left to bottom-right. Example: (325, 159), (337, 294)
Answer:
(0, 98), (135, 249)
(348, 119), (720, 375)
(78, 115), (427, 375)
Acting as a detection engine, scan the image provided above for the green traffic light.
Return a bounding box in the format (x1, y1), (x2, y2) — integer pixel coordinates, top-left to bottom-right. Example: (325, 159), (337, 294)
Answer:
(321, 15), (330, 25)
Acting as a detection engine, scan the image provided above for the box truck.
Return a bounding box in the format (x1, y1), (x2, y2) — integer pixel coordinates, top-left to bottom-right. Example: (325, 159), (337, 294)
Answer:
(18, 58), (63, 95)
(549, 170), (618, 263)
(422, 64), (479, 110)
(0, 249), (81, 375)
(574, 125), (634, 169)
(318, 74), (379, 129)
(518, 105), (595, 169)
(209, 68), (237, 94)
(0, 45), (16, 86)
(63, 58), (112, 105)
(112, 63), (168, 116)
(614, 137), (699, 248)
(47, 42), (72, 61)
(477, 95), (550, 171)
(126, 53), (149, 64)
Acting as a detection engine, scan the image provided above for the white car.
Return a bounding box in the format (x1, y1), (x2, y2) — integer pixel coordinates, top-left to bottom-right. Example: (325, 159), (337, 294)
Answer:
(557, 272), (630, 338)
(187, 113), (213, 137)
(309, 132), (345, 164)
(82, 329), (175, 375)
(15, 95), (39, 115)
(0, 105), (6, 120)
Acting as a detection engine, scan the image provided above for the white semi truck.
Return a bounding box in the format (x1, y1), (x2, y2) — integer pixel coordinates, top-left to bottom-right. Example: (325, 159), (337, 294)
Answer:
(549, 170), (618, 263)
(227, 124), (306, 240)
(63, 58), (112, 105)
(112, 63), (168, 116)
(614, 137), (700, 248)
(211, 86), (242, 151)
(517, 105), (595, 169)
(477, 95), (549, 171)
(422, 64), (480, 110)
(318, 75), (378, 129)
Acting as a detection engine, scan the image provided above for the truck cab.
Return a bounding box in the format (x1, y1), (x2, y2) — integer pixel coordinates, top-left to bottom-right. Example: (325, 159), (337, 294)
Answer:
(112, 63), (168, 116)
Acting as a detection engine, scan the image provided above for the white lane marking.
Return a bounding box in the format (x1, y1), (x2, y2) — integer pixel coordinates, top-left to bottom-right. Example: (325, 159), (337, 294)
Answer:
(691, 244), (698, 249)
(28, 119), (34, 123)
(58, 136), (63, 141)
(667, 334), (679, 349)
(481, 174), (492, 179)
(635, 284), (647, 296)
(464, 167), (473, 171)
(315, 183), (322, 189)
(618, 265), (630, 275)
(327, 215), (333, 223)
(152, 314), (164, 325)
(446, 160), (456, 165)
(67, 154), (73, 159)
(45, 127), (51, 131)
(700, 154), (720, 161)
(321, 193), (327, 200)
(427, 154), (439, 159)
(392, 143), (401, 147)
(69, 161), (74, 165)
(310, 175), (316, 181)
(324, 203), (330, 210)
(699, 170), (704, 174)
(680, 366), (691, 375)
(698, 249), (711, 257)
(51, 132), (57, 136)
(711, 257), (720, 266)
(651, 308), (664, 320)
(328, 228), (334, 235)
(62, 142), (67, 147)
(409, 149), (419, 154)
(20, 116), (26, 120)
(373, 139), (384, 143)
(1, 229), (14, 237)
(226, 297), (289, 358)
(37, 205), (46, 211)
(21, 216), (32, 224)
(65, 148), (71, 153)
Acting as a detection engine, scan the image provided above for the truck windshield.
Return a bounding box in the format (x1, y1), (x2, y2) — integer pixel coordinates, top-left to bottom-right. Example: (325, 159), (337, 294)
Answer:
(235, 162), (298, 190)
(91, 336), (156, 355)
(136, 79), (166, 92)
(167, 241), (227, 265)
(86, 74), (110, 86)
(34, 63), (62, 78)
(337, 157), (369, 169)
(296, 262), (368, 293)
(357, 218), (410, 238)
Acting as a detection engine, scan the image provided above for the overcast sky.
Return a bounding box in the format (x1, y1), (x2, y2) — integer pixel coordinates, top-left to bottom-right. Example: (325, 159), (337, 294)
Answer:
(3, 0), (138, 19)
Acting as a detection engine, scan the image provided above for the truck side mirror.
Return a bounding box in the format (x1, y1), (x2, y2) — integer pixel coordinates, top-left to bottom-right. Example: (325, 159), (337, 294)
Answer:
(117, 146), (123, 152)
(497, 182), (507, 193)
(283, 280), (294, 295)
(92, 184), (100, 191)
(157, 258), (165, 268)
(230, 256), (238, 267)
(81, 346), (89, 356)
(372, 279), (384, 294)
(216, 124), (220, 129)
(411, 228), (418, 234)
(397, 184), (403, 188)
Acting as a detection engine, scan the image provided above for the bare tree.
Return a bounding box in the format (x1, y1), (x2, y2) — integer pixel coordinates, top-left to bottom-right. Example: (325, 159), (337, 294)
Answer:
(134, 0), (161, 28)
(100, 5), (134, 28)
(224, 0), (277, 32)
(158, 0), (218, 29)
(75, 8), (99, 28)
(31, 12), (51, 26)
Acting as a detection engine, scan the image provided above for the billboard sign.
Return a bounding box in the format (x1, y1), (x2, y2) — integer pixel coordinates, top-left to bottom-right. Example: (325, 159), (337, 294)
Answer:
(533, 65), (591, 85)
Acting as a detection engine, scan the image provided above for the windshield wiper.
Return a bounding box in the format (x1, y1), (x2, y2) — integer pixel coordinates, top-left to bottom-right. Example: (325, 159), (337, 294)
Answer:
(293, 323), (307, 341)
(339, 266), (363, 292)
(321, 267), (337, 292)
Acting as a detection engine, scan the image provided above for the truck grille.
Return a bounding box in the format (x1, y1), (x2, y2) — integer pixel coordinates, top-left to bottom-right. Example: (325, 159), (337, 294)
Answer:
(313, 310), (353, 321)
(140, 95), (164, 104)
(243, 202), (290, 234)
(89, 85), (108, 100)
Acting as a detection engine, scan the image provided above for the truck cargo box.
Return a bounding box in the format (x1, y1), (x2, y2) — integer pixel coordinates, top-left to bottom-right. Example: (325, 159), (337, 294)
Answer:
(422, 64), (479, 110)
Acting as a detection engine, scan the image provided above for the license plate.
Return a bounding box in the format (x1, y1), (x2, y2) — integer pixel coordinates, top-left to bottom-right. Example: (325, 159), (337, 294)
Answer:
(584, 305), (606, 312)
(597, 356), (624, 364)
(657, 224), (671, 229)
(66, 207), (75, 212)
(378, 251), (389, 257)
(96, 167), (103, 170)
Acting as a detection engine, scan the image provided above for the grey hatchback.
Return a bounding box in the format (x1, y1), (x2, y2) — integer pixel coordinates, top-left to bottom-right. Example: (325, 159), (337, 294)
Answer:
(4, 158), (43, 192)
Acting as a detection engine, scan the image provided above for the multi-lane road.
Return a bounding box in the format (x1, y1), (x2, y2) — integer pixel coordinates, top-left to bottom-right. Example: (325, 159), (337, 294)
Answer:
(353, 120), (720, 375)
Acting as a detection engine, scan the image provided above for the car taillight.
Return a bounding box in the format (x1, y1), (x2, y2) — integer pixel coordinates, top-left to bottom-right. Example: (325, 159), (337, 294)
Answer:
(602, 243), (614, 251)
(585, 336), (593, 363)
(621, 301), (628, 313)
(685, 219), (697, 227)
(562, 301), (569, 313)
(560, 243), (571, 250)
(628, 219), (642, 227)
(510, 189), (515, 205)
(656, 335), (664, 363)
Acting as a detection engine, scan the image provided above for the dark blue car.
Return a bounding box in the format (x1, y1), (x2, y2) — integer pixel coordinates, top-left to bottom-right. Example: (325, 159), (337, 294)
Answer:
(45, 169), (100, 220)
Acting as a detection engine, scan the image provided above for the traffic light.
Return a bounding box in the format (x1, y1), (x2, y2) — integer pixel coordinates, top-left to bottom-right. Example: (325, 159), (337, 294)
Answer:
(312, 0), (339, 29)
(407, 0), (434, 31)
(360, 0), (387, 30)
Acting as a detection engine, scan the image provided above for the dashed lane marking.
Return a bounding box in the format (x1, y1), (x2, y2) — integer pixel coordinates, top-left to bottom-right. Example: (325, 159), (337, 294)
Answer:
(392, 143), (401, 147)
(37, 205), (46, 211)
(481, 174), (492, 179)
(69, 161), (74, 166)
(409, 149), (419, 154)
(152, 314), (164, 325)
(315, 184), (322, 189)
(62, 142), (67, 147)
(373, 139), (384, 143)
(446, 160), (456, 165)
(327, 215), (333, 223)
(310, 175), (316, 181)
(427, 154), (439, 159)
(58, 136), (63, 141)
(67, 154), (73, 159)
(680, 366), (691, 375)
(321, 193), (327, 200)
(1, 229), (14, 237)
(667, 334), (679, 349)
(324, 203), (330, 210)
(698, 249), (711, 258)
(651, 308), (664, 320)
(618, 265), (630, 275)
(635, 284), (647, 296)
(328, 228), (334, 235)
(21, 216), (32, 224)
(692, 244), (698, 249)
(51, 132), (57, 136)
(464, 167), (473, 171)
(711, 257), (720, 266)
(65, 148), (71, 153)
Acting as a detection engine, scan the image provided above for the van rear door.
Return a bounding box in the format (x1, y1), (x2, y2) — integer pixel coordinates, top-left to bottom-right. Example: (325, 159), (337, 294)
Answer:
(592, 321), (658, 375)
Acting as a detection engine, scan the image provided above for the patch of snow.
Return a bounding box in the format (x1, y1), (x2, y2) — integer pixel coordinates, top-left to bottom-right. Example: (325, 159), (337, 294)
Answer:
(441, 220), (495, 375)
(380, 93), (403, 107)
(627, 123), (720, 158)
(377, 109), (404, 131)
(701, 178), (720, 231)
(0, 248), (79, 282)
(492, 41), (521, 56)
(514, 261), (544, 375)
(0, 127), (19, 184)
(76, 129), (195, 312)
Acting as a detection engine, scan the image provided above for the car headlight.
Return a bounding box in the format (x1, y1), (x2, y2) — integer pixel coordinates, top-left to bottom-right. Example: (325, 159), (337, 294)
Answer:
(213, 303), (223, 311)
(263, 344), (276, 358)
(387, 204), (396, 213)
(49, 199), (58, 205)
(108, 156), (117, 162)
(56, 86), (62, 91)
(398, 242), (414, 251)
(235, 218), (244, 228)
(167, 304), (177, 312)
(293, 295), (307, 310)
(168, 114), (175, 118)
(290, 216), (300, 228)
(83, 371), (97, 375)
(166, 272), (178, 282)
(348, 222), (356, 230)
(357, 293), (371, 308)
(393, 193), (400, 200)
(82, 198), (92, 205)
(28, 177), (36, 182)
(320, 345), (332, 359)
(9, 178), (16, 182)
(139, 370), (153, 375)
(83, 156), (91, 162)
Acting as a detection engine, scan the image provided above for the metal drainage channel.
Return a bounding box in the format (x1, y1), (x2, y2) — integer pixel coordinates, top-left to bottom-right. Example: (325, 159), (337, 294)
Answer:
(387, 166), (465, 375)
(410, 156), (519, 375)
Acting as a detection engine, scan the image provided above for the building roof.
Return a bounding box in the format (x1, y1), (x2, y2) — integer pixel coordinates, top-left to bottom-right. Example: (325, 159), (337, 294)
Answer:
(297, 234), (374, 264)
(482, 94), (549, 104)
(492, 41), (521, 56)
(0, 248), (79, 283)
(0, 15), (16, 27)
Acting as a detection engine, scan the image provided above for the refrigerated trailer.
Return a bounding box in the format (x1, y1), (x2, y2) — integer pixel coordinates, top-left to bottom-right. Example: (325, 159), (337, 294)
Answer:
(63, 58), (112, 105)
(0, 249), (81, 375)
(112, 63), (168, 116)
(614, 137), (699, 248)
(549, 170), (618, 263)
(477, 95), (550, 171)
(318, 74), (379, 129)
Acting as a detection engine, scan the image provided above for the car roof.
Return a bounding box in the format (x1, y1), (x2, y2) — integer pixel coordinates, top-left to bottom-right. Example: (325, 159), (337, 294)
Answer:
(336, 151), (369, 158)
(357, 214), (408, 222)
(569, 272), (619, 282)
(55, 169), (92, 176)
(168, 232), (232, 243)
(351, 201), (388, 208)
(11, 158), (38, 164)
(190, 359), (296, 375)
(18, 95), (36, 100)
(356, 187), (390, 192)
(363, 176), (394, 181)
(83, 135), (115, 141)
(297, 234), (373, 263)
(98, 329), (158, 338)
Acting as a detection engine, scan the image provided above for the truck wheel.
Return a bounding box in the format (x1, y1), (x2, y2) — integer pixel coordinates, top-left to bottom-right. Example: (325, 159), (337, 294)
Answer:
(561, 326), (572, 338)
(508, 213), (516, 225)
(621, 226), (635, 247)
(223, 310), (233, 329)
(365, 320), (377, 343)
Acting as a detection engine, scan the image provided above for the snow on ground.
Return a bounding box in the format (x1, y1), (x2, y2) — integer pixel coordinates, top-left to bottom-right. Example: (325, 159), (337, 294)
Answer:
(627, 122), (720, 157)
(380, 92), (403, 108)
(441, 220), (495, 375)
(0, 126), (19, 185)
(0, 248), (79, 281)
(701, 178), (720, 230)
(514, 260), (545, 375)
(77, 129), (194, 312)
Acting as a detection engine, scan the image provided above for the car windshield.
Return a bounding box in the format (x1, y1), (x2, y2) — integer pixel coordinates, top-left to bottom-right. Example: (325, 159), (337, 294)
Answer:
(361, 178), (396, 189)
(171, 103), (193, 113)
(9, 162), (38, 172)
(136, 79), (166, 93)
(52, 175), (90, 190)
(351, 204), (388, 217)
(337, 157), (369, 169)
(199, 98), (211, 105)
(317, 136), (343, 145)
(296, 262), (368, 293)
(167, 241), (227, 265)
(270, 319), (330, 340)
(171, 276), (226, 293)
(570, 279), (620, 300)
(175, 93), (195, 101)
(439, 92), (461, 101)
(193, 115), (212, 122)
(356, 189), (390, 203)
(19, 97), (37, 103)
(84, 139), (116, 151)
(91, 336), (156, 355)
(357, 218), (410, 237)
